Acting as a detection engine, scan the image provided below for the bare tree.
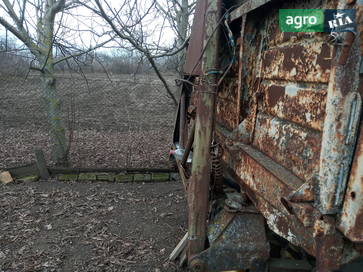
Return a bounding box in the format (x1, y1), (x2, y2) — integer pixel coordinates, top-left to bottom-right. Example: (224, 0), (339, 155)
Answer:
(0, 0), (109, 165)
(156, 0), (195, 75)
(82, 0), (193, 106)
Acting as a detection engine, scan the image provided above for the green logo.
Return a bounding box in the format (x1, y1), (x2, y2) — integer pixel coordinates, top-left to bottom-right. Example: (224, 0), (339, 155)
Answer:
(279, 9), (324, 32)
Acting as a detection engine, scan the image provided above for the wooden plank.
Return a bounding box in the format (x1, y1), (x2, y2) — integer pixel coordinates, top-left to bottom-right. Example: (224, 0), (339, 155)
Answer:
(34, 149), (50, 180)
(230, 0), (271, 21)
(169, 232), (188, 261)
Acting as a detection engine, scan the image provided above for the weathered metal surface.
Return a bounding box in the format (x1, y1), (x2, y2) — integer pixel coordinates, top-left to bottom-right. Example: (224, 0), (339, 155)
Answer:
(253, 193), (315, 256)
(188, 86), (216, 259)
(314, 216), (344, 272)
(337, 0), (363, 244)
(179, 90), (187, 147)
(181, 121), (195, 166)
(288, 181), (315, 203)
(191, 210), (270, 271)
(221, 132), (344, 261)
(188, 0), (221, 262)
(223, 154), (345, 263)
(178, 0), (363, 270)
(183, 0), (207, 75)
(225, 142), (303, 213)
(283, 201), (320, 227)
(317, 31), (362, 214)
(215, 35), (241, 131)
(216, 94), (239, 131)
(260, 82), (327, 131)
(230, 0), (272, 21)
(262, 42), (333, 84)
(252, 113), (321, 182)
(338, 120), (363, 242)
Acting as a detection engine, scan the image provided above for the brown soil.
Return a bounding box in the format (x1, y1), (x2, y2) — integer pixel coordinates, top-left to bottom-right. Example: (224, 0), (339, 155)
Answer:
(0, 73), (177, 169)
(0, 180), (187, 272)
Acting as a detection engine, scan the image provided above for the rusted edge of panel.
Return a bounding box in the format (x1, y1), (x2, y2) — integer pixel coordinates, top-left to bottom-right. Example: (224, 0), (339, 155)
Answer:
(236, 15), (247, 127)
(230, 0), (272, 21)
(232, 143), (304, 190)
(338, 120), (363, 242)
(224, 167), (316, 255)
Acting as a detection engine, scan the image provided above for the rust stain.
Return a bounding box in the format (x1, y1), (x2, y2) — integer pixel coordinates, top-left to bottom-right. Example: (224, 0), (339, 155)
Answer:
(338, 122), (363, 242)
(183, 0), (363, 269)
(317, 43), (333, 70)
(262, 83), (327, 131)
(252, 113), (322, 182)
(266, 85), (284, 107)
(338, 32), (356, 66)
(262, 42), (332, 83)
(224, 166), (315, 256)
(314, 216), (344, 272)
(183, 0), (207, 75)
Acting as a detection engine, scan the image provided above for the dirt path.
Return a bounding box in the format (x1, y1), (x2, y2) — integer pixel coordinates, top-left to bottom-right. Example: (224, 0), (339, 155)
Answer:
(0, 180), (187, 272)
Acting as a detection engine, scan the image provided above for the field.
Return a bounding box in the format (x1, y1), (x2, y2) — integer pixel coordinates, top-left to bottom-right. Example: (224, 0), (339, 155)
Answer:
(0, 73), (178, 169)
(0, 73), (187, 272)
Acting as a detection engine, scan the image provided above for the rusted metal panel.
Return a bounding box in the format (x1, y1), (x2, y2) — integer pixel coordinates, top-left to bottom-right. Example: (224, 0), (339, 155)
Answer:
(224, 162), (316, 256)
(262, 42), (333, 84)
(222, 143), (346, 261)
(314, 216), (344, 272)
(179, 0), (363, 270)
(288, 182), (315, 203)
(225, 142), (303, 213)
(191, 211), (270, 271)
(260, 82), (327, 131)
(338, 121), (363, 242)
(254, 194), (315, 256)
(252, 113), (321, 182)
(216, 36), (242, 131)
(267, 31), (316, 49)
(216, 96), (239, 131)
(317, 31), (362, 214)
(183, 0), (207, 75)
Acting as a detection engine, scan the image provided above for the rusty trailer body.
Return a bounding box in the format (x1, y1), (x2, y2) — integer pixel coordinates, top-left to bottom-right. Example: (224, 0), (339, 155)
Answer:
(172, 0), (363, 271)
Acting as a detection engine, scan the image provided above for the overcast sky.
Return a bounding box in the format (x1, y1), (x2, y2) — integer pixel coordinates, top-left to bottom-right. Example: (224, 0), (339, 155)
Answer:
(0, 0), (176, 55)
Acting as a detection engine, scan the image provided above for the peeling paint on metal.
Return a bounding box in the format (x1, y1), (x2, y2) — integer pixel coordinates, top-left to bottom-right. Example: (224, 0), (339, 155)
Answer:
(338, 121), (363, 242)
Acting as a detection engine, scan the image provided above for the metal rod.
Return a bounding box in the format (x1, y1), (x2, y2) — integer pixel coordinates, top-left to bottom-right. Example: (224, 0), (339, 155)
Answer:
(188, 0), (222, 267)
(179, 90), (186, 148)
(181, 121), (196, 166)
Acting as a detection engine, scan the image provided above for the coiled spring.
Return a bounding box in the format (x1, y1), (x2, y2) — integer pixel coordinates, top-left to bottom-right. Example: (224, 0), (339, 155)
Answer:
(211, 142), (223, 189)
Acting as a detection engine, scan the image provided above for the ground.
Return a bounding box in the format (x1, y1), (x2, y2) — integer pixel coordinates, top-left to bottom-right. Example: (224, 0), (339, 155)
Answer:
(0, 72), (186, 272)
(0, 73), (177, 169)
(0, 180), (187, 272)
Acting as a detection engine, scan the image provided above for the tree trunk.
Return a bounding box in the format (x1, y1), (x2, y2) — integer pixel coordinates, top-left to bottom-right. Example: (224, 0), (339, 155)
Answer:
(40, 70), (68, 166)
